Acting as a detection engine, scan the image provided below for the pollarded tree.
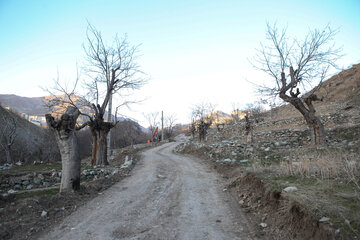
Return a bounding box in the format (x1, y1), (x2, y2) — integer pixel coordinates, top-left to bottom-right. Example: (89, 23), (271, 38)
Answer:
(253, 23), (342, 145)
(191, 102), (215, 142)
(82, 24), (145, 165)
(46, 106), (81, 192)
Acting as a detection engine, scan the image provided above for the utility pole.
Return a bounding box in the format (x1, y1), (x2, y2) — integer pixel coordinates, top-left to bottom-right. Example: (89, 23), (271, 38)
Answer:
(107, 92), (113, 161)
(161, 111), (164, 142)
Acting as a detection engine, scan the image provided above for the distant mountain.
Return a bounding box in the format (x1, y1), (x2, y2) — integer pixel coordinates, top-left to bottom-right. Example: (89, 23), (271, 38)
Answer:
(0, 94), (47, 115)
(0, 94), (149, 130)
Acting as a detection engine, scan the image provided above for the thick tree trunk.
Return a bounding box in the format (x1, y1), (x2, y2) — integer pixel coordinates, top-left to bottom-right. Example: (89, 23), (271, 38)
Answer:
(46, 106), (81, 192)
(5, 147), (12, 164)
(96, 130), (109, 165)
(284, 97), (326, 146)
(306, 116), (326, 145)
(55, 131), (81, 192)
(91, 134), (98, 165)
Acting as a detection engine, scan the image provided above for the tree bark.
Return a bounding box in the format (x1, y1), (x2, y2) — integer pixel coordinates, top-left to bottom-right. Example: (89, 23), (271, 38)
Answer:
(46, 106), (81, 192)
(89, 118), (113, 166)
(5, 147), (12, 164)
(281, 95), (326, 146)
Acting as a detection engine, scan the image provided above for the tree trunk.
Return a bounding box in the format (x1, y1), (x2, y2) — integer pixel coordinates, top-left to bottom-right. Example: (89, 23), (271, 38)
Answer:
(55, 131), (81, 192)
(91, 134), (97, 165)
(107, 92), (113, 161)
(306, 116), (326, 145)
(5, 147), (12, 164)
(96, 129), (109, 165)
(284, 97), (326, 146)
(45, 106), (81, 192)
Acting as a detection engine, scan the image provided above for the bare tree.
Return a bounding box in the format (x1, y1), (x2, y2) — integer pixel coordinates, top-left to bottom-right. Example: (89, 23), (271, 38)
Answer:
(164, 114), (176, 139)
(191, 102), (215, 142)
(0, 112), (17, 163)
(253, 23), (342, 145)
(46, 106), (81, 192)
(144, 112), (160, 136)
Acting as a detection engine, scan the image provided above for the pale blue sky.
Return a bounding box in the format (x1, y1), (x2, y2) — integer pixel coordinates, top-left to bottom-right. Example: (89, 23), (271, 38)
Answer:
(0, 0), (359, 125)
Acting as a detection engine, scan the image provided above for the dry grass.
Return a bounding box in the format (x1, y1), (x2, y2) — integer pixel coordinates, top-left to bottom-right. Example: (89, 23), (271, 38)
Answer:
(278, 149), (360, 190)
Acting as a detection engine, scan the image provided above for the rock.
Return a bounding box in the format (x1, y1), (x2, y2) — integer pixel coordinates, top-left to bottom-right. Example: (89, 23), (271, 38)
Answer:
(223, 158), (232, 163)
(37, 174), (45, 180)
(260, 222), (267, 228)
(239, 159), (248, 163)
(309, 167), (318, 175)
(264, 147), (271, 152)
(157, 174), (165, 179)
(319, 217), (330, 222)
(283, 186), (298, 192)
(15, 161), (23, 166)
(239, 200), (244, 205)
(2, 193), (9, 198)
(41, 210), (48, 217)
(112, 169), (119, 175)
(231, 159), (237, 163)
(274, 142), (280, 147)
(8, 189), (17, 194)
(26, 185), (33, 190)
(348, 161), (358, 166)
(231, 151), (237, 156)
(43, 182), (51, 187)
(33, 178), (42, 185)
(22, 180), (30, 186)
(14, 184), (22, 190)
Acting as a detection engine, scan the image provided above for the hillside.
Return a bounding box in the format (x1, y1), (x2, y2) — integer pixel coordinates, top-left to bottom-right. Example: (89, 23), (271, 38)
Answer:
(0, 106), (60, 164)
(176, 64), (360, 239)
(0, 94), (46, 115)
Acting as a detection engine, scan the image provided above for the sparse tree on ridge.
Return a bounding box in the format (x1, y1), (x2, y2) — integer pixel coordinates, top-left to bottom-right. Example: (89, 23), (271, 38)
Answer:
(253, 23), (342, 145)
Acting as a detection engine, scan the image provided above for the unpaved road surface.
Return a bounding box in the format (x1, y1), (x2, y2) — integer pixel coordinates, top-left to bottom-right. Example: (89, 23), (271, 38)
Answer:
(40, 142), (253, 240)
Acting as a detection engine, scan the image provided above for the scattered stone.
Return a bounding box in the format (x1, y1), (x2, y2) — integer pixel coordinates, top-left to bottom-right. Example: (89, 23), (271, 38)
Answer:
(223, 158), (232, 163)
(319, 217), (330, 223)
(335, 229), (341, 235)
(22, 180), (30, 185)
(239, 159), (248, 163)
(37, 174), (45, 180)
(157, 174), (165, 179)
(264, 147), (271, 152)
(223, 188), (227, 192)
(2, 193), (8, 198)
(26, 185), (33, 190)
(260, 222), (267, 228)
(14, 184), (22, 190)
(43, 182), (51, 187)
(33, 178), (41, 185)
(239, 200), (244, 205)
(283, 186), (298, 192)
(8, 189), (17, 194)
(15, 161), (23, 166)
(216, 219), (221, 223)
(41, 211), (47, 217)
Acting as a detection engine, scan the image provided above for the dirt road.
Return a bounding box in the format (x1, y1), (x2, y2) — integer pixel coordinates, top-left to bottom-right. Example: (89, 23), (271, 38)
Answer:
(40, 141), (253, 240)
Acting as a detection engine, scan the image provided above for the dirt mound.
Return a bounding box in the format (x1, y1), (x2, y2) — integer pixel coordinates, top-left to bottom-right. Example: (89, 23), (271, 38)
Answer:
(229, 173), (333, 239)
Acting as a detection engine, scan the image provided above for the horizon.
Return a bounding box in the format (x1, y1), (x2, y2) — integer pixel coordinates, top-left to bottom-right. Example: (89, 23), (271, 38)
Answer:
(1, 0), (359, 126)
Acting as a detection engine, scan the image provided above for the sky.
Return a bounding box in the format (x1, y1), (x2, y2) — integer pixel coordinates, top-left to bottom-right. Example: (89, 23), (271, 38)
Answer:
(0, 0), (359, 126)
